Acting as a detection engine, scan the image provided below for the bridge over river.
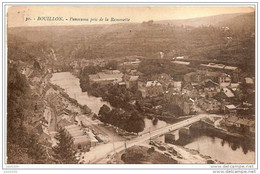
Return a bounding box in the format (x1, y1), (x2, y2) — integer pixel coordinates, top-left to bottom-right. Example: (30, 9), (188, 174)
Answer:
(81, 113), (221, 164)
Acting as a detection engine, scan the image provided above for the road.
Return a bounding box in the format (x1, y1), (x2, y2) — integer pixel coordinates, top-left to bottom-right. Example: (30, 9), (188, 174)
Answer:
(81, 113), (221, 164)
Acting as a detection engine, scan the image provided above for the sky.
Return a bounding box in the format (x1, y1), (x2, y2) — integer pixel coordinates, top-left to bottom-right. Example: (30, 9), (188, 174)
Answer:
(7, 6), (255, 27)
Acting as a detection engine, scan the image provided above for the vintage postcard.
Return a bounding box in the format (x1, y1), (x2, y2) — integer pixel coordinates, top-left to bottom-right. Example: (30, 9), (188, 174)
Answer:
(3, 2), (257, 172)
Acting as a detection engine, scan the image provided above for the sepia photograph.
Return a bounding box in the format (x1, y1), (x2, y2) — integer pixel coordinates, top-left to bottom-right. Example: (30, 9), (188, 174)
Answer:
(3, 3), (257, 169)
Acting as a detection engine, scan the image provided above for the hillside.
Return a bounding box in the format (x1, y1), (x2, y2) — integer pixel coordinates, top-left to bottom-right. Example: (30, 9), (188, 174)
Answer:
(155, 13), (242, 27)
(7, 12), (255, 72)
(155, 12), (255, 29)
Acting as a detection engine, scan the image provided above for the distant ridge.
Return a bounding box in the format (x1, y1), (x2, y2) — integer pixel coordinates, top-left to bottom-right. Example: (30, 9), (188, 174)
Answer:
(155, 12), (254, 27)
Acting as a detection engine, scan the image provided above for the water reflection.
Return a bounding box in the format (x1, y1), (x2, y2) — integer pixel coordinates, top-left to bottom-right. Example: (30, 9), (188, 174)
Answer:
(142, 117), (168, 134)
(180, 128), (255, 163)
(50, 72), (111, 114)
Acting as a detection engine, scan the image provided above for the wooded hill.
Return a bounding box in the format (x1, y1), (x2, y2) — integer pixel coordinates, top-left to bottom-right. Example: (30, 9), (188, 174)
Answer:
(8, 12), (255, 71)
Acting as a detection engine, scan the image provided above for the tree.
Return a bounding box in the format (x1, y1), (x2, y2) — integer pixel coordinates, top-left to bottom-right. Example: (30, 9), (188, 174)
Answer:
(7, 66), (29, 144)
(52, 128), (78, 164)
(126, 112), (145, 134)
(27, 134), (47, 164)
(147, 147), (155, 153)
(82, 105), (91, 114)
(7, 65), (53, 164)
(152, 118), (158, 125)
(33, 60), (41, 69)
(105, 60), (118, 70)
(7, 142), (33, 164)
(98, 104), (111, 119)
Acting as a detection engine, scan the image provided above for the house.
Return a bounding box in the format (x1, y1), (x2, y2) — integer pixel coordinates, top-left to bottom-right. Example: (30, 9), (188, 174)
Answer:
(196, 70), (221, 83)
(225, 116), (254, 134)
(213, 87), (236, 111)
(200, 63), (240, 82)
(245, 77), (254, 85)
(224, 66), (240, 82)
(182, 83), (199, 98)
(95, 134), (109, 143)
(175, 56), (184, 59)
(130, 59), (141, 65)
(222, 87), (235, 99)
(118, 82), (126, 87)
(171, 94), (195, 115)
(89, 70), (124, 85)
(244, 77), (255, 94)
(198, 97), (221, 113)
(119, 59), (141, 69)
(64, 125), (95, 151)
(151, 73), (174, 90)
(183, 100), (194, 115)
(129, 69), (137, 75)
(230, 83), (240, 91)
(173, 81), (182, 91)
(219, 73), (231, 88)
(201, 63), (225, 70)
(234, 118), (255, 134)
(138, 81), (163, 98)
(236, 103), (254, 118)
(172, 60), (190, 65)
(201, 79), (220, 98)
(224, 104), (237, 116)
(225, 116), (239, 126)
(124, 75), (139, 89)
(73, 136), (91, 150)
(86, 131), (99, 146)
(57, 118), (73, 129)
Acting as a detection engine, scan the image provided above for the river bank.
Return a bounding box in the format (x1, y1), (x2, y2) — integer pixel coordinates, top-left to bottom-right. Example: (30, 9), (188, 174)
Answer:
(49, 72), (127, 143)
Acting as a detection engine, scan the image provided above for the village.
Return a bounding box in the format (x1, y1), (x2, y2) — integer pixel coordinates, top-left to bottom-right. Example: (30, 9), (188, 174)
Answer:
(13, 49), (255, 164)
(72, 56), (255, 136)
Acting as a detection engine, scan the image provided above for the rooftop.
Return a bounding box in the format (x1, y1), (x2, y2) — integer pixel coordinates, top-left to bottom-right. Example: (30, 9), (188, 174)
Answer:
(57, 118), (72, 128)
(220, 73), (231, 77)
(173, 60), (190, 65)
(175, 56), (184, 59)
(245, 77), (254, 84)
(65, 125), (85, 137)
(73, 136), (91, 144)
(146, 81), (162, 87)
(201, 63), (238, 71)
(225, 104), (236, 110)
(201, 63), (225, 69)
(203, 79), (219, 88)
(224, 66), (237, 71)
(129, 76), (139, 81)
(89, 71), (123, 82)
(223, 88), (235, 98)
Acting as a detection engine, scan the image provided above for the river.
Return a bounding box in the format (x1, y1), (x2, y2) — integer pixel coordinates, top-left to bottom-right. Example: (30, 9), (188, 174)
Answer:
(175, 125), (255, 164)
(185, 135), (255, 164)
(50, 72), (168, 134)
